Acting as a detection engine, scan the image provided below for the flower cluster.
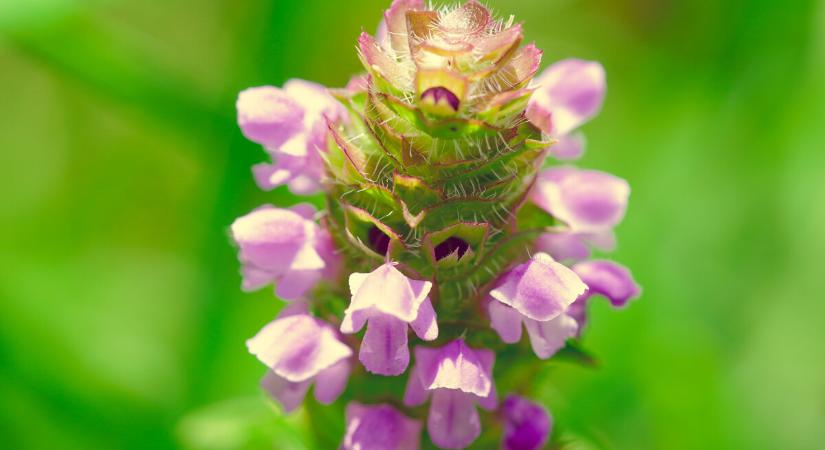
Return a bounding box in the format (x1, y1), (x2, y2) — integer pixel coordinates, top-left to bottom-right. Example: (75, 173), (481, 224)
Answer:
(231, 1), (640, 448)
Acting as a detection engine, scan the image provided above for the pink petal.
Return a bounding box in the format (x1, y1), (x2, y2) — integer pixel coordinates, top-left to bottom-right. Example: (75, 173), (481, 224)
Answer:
(343, 402), (422, 450)
(474, 348), (497, 411)
(247, 314), (352, 382)
(531, 167), (630, 232)
(488, 300), (524, 344)
(410, 298), (438, 341)
(347, 263), (432, 323)
(340, 308), (370, 335)
(527, 59), (606, 136)
(275, 268), (321, 300)
(524, 313), (578, 359)
(240, 264), (275, 292)
(490, 253), (587, 322)
(237, 86), (304, 148)
(422, 340), (492, 397)
(573, 260), (641, 307)
(549, 132), (585, 160)
(288, 203), (317, 220)
(260, 371), (310, 413)
(427, 389), (481, 449)
(313, 359), (351, 404)
(502, 395), (553, 450)
(534, 232), (591, 262)
(230, 206), (308, 272)
(283, 78), (347, 126)
(403, 347), (437, 407)
(359, 313), (410, 376)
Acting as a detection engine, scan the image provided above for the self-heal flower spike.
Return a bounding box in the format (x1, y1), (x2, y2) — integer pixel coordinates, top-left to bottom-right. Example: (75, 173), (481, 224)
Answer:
(404, 340), (496, 449)
(341, 402), (423, 450)
(230, 204), (337, 300)
(342, 262), (438, 375)
(501, 395), (553, 450)
(232, 0), (640, 447)
(248, 312), (352, 412)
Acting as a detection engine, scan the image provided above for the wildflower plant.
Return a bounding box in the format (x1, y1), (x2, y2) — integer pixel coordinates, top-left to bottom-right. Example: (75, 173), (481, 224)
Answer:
(231, 1), (640, 448)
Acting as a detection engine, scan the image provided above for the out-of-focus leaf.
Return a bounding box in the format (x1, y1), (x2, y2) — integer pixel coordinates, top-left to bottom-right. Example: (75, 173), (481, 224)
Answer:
(176, 396), (308, 450)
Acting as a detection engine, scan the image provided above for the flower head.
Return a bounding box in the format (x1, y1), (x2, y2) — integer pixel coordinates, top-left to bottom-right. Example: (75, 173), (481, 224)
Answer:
(231, 1), (639, 447)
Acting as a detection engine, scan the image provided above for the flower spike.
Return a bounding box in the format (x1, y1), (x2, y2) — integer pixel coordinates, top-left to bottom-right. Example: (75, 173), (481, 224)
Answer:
(232, 1), (639, 447)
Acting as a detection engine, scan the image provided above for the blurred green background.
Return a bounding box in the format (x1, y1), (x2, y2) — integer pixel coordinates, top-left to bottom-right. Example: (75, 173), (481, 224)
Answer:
(2, 0), (824, 449)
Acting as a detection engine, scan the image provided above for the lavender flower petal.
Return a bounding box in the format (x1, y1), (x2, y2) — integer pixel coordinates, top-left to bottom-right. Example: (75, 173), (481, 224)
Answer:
(549, 132), (586, 160)
(359, 313), (410, 376)
(260, 371), (311, 413)
(490, 253), (587, 322)
(574, 260), (641, 307)
(531, 167), (630, 233)
(313, 359), (351, 404)
(427, 388), (481, 450)
(230, 205), (331, 300)
(527, 59), (606, 136)
(410, 298), (438, 341)
(422, 340), (492, 397)
(237, 86), (304, 148)
(488, 300), (524, 344)
(246, 314), (352, 382)
(502, 395), (553, 450)
(347, 263), (433, 323)
(535, 232), (591, 262)
(342, 402), (422, 450)
(523, 314), (578, 359)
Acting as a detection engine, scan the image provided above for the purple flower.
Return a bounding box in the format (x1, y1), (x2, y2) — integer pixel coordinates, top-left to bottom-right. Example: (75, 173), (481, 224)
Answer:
(404, 340), (497, 449)
(488, 301), (578, 360)
(548, 132), (586, 161)
(341, 402), (422, 450)
(501, 395), (553, 450)
(342, 262), (438, 376)
(248, 311), (352, 412)
(487, 253), (586, 359)
(230, 204), (337, 301)
(568, 260), (641, 332)
(237, 79), (346, 194)
(574, 260), (641, 307)
(526, 59), (606, 160)
(531, 167), (630, 233)
(489, 253), (587, 322)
